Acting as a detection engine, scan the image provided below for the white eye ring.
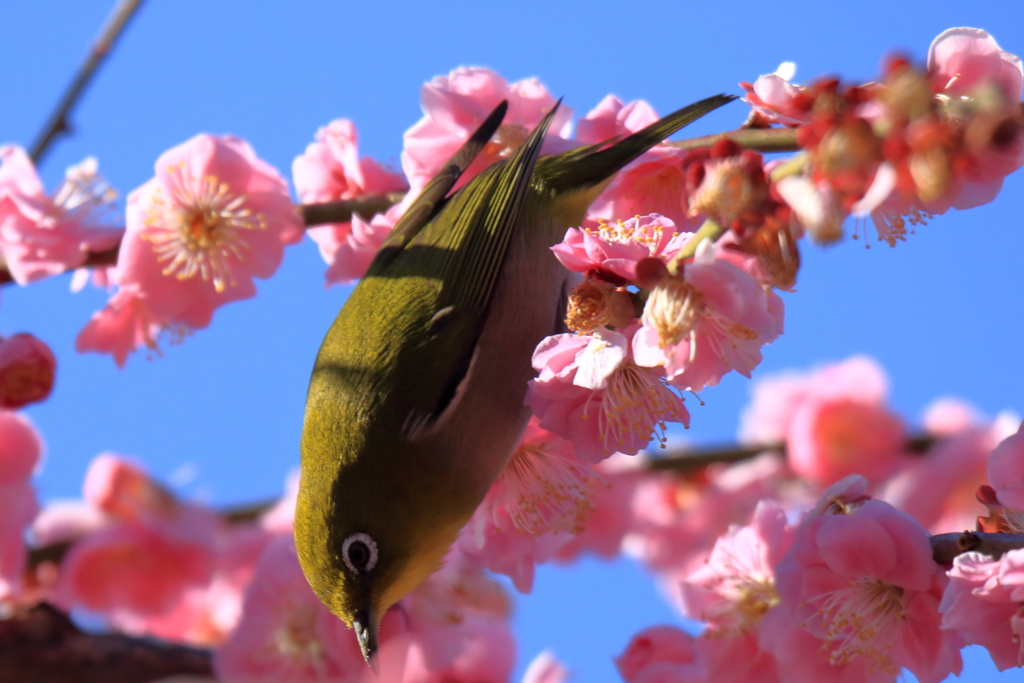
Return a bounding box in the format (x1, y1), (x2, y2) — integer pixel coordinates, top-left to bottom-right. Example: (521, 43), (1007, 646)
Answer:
(341, 532), (378, 574)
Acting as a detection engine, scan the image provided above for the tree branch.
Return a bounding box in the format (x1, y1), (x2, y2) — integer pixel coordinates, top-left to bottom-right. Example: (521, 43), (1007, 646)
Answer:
(930, 531), (1024, 564)
(668, 127), (800, 153)
(29, 0), (147, 164)
(0, 602), (213, 683)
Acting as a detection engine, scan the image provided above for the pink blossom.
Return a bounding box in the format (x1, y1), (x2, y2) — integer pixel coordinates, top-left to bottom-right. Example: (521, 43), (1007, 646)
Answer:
(457, 419), (596, 592)
(521, 651), (569, 683)
(939, 549), (1024, 671)
(624, 453), (785, 581)
(0, 410), (43, 485)
(782, 356), (905, 487)
(402, 67), (573, 192)
(526, 327), (689, 462)
(680, 500), (792, 634)
(632, 238), (785, 392)
(75, 287), (172, 368)
(589, 147), (699, 231)
(0, 481), (39, 601)
(883, 412), (1011, 534)
(306, 203), (401, 286)
(0, 148), (122, 285)
(738, 371), (811, 445)
(82, 452), (175, 519)
(293, 119), (408, 286)
(550, 214), (683, 284)
(213, 535), (366, 682)
(928, 28), (1023, 103)
(768, 499), (963, 683)
(922, 396), (986, 436)
(114, 134), (302, 331)
(741, 62), (811, 126)
(988, 423), (1024, 511)
(575, 95), (659, 144)
(774, 175), (845, 245)
(554, 453), (646, 562)
(616, 625), (706, 683)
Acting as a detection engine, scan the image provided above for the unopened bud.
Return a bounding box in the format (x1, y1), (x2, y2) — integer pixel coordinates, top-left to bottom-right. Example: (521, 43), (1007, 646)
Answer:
(0, 333), (56, 409)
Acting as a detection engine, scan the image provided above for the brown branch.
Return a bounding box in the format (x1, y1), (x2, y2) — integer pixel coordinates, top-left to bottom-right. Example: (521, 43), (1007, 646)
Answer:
(668, 127), (800, 153)
(931, 531), (1024, 564)
(648, 434), (935, 473)
(0, 602), (213, 683)
(29, 0), (147, 164)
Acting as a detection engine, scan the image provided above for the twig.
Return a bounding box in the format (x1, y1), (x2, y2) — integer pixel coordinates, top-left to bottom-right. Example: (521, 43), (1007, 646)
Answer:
(930, 531), (1024, 564)
(0, 602), (213, 683)
(29, 0), (147, 164)
(668, 127), (800, 154)
(647, 434), (935, 473)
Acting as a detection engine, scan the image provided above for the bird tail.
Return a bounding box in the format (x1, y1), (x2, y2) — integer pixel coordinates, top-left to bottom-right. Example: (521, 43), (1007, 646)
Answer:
(541, 93), (736, 194)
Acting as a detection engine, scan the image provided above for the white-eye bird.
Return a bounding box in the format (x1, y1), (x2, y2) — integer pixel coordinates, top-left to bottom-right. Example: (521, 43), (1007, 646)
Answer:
(295, 93), (735, 667)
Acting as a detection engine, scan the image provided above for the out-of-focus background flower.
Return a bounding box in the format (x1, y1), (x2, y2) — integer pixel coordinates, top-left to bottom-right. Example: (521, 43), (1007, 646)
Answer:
(1, 1), (1022, 680)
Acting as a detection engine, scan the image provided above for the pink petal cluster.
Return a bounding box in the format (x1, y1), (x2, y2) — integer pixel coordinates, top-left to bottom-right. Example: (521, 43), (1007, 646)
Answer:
(940, 549), (1024, 671)
(456, 418), (599, 592)
(632, 238), (785, 392)
(882, 400), (1015, 534)
(616, 625), (706, 683)
(521, 650), (570, 683)
(401, 67), (573, 193)
(576, 96), (698, 230)
(928, 28), (1023, 104)
(766, 498), (962, 683)
(740, 62), (811, 126)
(78, 135), (302, 365)
(551, 214), (685, 284)
(55, 454), (219, 628)
(987, 422), (1024, 511)
(741, 356), (905, 487)
(293, 119), (408, 286)
(526, 326), (689, 462)
(0, 148), (123, 285)
(0, 411), (42, 601)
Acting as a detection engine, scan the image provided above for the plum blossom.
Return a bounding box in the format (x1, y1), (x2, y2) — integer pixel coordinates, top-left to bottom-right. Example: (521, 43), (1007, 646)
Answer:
(526, 326), (689, 462)
(55, 454), (219, 625)
(0, 148), (122, 285)
(75, 286), (174, 368)
(743, 356), (906, 487)
(766, 498), (963, 683)
(520, 650), (569, 683)
(401, 67), (573, 192)
(113, 134), (303, 331)
(616, 625), (706, 683)
(680, 500), (792, 635)
(928, 28), (1023, 103)
(940, 549), (1024, 671)
(575, 95), (658, 145)
(0, 411), (43, 601)
(293, 119), (408, 286)
(632, 237), (784, 393)
(551, 214), (684, 285)
(456, 418), (595, 592)
(740, 62), (811, 126)
(987, 422), (1024, 511)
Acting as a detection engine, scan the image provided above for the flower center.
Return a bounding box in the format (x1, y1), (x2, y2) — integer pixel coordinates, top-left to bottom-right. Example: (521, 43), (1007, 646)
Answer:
(585, 361), (685, 454)
(142, 163), (266, 293)
(644, 278), (703, 348)
(494, 443), (597, 535)
(812, 578), (905, 674)
(591, 218), (674, 253)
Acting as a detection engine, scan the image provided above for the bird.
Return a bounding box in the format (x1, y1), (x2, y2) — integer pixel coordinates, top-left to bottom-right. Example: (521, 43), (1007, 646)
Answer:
(294, 92), (736, 669)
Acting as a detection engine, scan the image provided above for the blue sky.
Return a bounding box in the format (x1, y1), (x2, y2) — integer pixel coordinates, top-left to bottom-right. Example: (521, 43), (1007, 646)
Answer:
(2, 1), (1023, 680)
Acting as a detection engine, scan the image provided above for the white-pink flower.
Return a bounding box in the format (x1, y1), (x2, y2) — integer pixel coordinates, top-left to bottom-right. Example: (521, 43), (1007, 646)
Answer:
(114, 134), (303, 331)
(0, 148), (122, 285)
(402, 67), (573, 192)
(632, 238), (785, 393)
(293, 119), (408, 286)
(526, 327), (689, 462)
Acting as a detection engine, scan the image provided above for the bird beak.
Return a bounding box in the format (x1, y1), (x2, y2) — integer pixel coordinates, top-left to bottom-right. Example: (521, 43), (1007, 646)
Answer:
(353, 607), (379, 676)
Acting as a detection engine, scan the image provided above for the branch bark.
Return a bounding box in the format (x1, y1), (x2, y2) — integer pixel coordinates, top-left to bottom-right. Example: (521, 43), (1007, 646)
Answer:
(0, 602), (213, 683)
(930, 531), (1024, 564)
(29, 0), (147, 164)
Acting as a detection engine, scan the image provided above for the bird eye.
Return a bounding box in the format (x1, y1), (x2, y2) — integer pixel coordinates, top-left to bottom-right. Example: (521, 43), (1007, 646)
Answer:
(341, 532), (378, 574)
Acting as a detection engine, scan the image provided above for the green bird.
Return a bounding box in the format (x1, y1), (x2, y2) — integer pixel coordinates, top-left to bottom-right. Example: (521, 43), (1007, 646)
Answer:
(295, 92), (735, 667)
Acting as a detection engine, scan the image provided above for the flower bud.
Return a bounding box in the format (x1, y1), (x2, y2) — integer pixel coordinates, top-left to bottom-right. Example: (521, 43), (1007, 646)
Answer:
(0, 333), (56, 409)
